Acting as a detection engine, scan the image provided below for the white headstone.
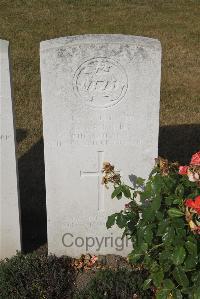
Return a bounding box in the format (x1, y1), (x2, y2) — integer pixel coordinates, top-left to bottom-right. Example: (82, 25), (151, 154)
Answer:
(0, 40), (21, 259)
(40, 35), (161, 257)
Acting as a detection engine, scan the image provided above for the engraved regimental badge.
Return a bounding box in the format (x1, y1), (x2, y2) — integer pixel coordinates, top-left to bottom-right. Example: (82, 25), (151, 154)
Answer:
(73, 57), (128, 108)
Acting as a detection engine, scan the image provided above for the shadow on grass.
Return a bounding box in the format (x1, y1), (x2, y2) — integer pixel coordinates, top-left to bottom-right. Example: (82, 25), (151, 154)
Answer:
(16, 128), (27, 144)
(159, 124), (200, 164)
(18, 138), (47, 253)
(18, 124), (200, 253)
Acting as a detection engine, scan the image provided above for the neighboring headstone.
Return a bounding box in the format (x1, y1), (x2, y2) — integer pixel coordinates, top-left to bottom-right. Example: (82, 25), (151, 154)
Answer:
(40, 35), (161, 257)
(0, 40), (21, 259)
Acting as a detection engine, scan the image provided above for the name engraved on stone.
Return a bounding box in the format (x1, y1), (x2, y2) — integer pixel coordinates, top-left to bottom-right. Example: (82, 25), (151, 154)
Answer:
(73, 57), (128, 108)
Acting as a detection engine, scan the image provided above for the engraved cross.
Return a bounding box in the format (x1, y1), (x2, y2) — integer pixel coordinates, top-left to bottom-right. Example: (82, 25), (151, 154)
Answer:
(80, 151), (105, 211)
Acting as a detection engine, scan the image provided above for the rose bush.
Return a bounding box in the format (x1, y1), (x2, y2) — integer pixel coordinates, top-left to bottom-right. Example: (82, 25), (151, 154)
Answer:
(103, 152), (200, 299)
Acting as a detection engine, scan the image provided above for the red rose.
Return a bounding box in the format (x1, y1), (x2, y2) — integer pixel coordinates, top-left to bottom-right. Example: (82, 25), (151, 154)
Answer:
(190, 151), (200, 165)
(185, 196), (200, 214)
(179, 166), (188, 175)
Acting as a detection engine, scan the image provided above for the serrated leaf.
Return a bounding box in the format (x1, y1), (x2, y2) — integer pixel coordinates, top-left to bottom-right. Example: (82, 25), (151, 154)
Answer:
(116, 192), (122, 200)
(136, 177), (145, 186)
(193, 287), (200, 299)
(175, 184), (184, 197)
(151, 195), (161, 210)
(173, 198), (182, 204)
(184, 254), (198, 270)
(165, 196), (173, 205)
(151, 268), (164, 287)
(142, 278), (152, 290)
(162, 227), (175, 244)
(168, 208), (184, 218)
(116, 213), (127, 228)
(163, 279), (175, 290)
(157, 220), (169, 236)
(156, 289), (170, 299)
(106, 214), (116, 229)
(156, 211), (164, 220)
(172, 289), (182, 299)
(173, 266), (189, 287)
(191, 271), (200, 284)
(111, 186), (122, 199)
(143, 227), (153, 244)
(121, 185), (131, 198)
(185, 240), (197, 255)
(172, 246), (186, 265)
(128, 250), (144, 263)
(143, 207), (155, 221)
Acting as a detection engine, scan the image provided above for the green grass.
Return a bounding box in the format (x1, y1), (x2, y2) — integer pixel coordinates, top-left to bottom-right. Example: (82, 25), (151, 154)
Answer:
(0, 0), (199, 158)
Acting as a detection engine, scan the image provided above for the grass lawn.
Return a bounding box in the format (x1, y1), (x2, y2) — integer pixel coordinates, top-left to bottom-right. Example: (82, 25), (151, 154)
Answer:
(0, 0), (199, 251)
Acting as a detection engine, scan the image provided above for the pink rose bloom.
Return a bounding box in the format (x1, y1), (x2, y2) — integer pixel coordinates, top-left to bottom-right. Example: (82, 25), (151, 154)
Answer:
(179, 166), (188, 175)
(190, 151), (200, 165)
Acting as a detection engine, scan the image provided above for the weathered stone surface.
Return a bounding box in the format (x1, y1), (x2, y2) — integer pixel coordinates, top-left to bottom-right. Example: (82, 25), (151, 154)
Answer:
(0, 39), (21, 259)
(40, 34), (161, 257)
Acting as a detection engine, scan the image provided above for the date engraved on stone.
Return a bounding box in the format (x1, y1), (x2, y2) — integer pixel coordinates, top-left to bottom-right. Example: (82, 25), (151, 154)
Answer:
(73, 57), (128, 108)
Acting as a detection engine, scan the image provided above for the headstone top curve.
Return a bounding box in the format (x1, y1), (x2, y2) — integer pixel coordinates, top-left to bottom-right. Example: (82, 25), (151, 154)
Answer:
(40, 34), (161, 52)
(0, 39), (9, 52)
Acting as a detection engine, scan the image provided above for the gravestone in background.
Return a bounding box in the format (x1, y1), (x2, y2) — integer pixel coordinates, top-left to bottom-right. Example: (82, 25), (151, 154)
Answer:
(40, 35), (161, 257)
(0, 39), (21, 259)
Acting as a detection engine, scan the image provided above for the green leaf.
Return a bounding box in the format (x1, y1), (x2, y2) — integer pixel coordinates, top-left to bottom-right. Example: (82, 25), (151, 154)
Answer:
(182, 287), (195, 295)
(142, 207), (155, 221)
(143, 255), (152, 267)
(175, 184), (185, 197)
(157, 220), (169, 236)
(192, 287), (200, 299)
(111, 186), (122, 199)
(116, 192), (122, 200)
(191, 271), (200, 284)
(155, 289), (169, 299)
(151, 195), (161, 210)
(162, 227), (175, 244)
(168, 208), (184, 218)
(136, 177), (145, 186)
(150, 268), (164, 287)
(173, 198), (182, 204)
(173, 266), (189, 287)
(172, 217), (185, 228)
(165, 195), (174, 205)
(116, 213), (127, 228)
(128, 250), (144, 263)
(142, 278), (152, 290)
(156, 211), (164, 220)
(172, 289), (183, 299)
(139, 242), (148, 252)
(150, 261), (160, 272)
(185, 240), (197, 255)
(163, 279), (175, 290)
(143, 227), (153, 244)
(121, 185), (131, 198)
(171, 246), (186, 265)
(152, 175), (162, 194)
(106, 214), (116, 229)
(184, 254), (198, 270)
